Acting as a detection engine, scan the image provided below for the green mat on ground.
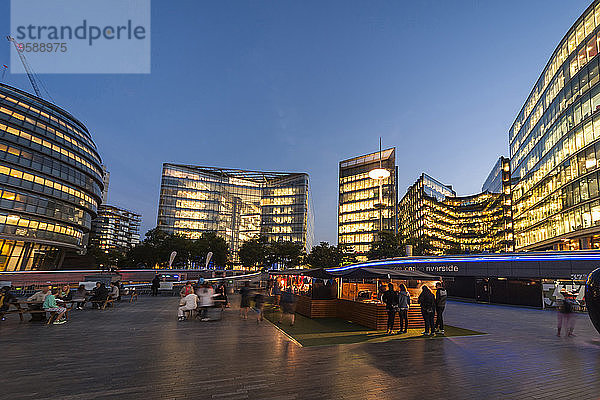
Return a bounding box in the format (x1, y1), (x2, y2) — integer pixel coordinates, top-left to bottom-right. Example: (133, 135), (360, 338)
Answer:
(263, 307), (485, 347)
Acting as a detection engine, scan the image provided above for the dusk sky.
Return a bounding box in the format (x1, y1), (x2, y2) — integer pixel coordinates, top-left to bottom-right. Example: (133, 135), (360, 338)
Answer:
(0, 0), (593, 245)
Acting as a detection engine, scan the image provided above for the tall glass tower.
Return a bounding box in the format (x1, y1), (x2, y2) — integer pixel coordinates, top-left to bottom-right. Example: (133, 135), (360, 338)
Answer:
(510, 1), (600, 251)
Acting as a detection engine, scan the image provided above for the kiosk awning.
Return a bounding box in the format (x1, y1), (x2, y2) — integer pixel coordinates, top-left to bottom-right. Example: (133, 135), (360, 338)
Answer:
(330, 267), (440, 280)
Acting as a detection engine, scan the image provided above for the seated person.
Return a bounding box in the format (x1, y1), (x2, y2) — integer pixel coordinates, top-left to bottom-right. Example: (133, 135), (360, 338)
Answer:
(58, 285), (72, 301)
(197, 284), (215, 320)
(178, 292), (198, 321)
(27, 285), (51, 322)
(73, 284), (88, 310)
(109, 282), (120, 301)
(88, 282), (109, 309)
(0, 286), (17, 321)
(180, 281), (194, 298)
(43, 288), (67, 324)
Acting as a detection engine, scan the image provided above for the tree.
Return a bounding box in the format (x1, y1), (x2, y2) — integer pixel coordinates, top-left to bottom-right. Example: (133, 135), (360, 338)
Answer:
(122, 228), (229, 269)
(238, 236), (267, 269)
(306, 242), (342, 268)
(366, 231), (403, 260)
(270, 241), (305, 268)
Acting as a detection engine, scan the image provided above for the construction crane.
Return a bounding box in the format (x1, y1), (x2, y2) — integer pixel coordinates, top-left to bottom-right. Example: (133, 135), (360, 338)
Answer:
(7, 36), (41, 97)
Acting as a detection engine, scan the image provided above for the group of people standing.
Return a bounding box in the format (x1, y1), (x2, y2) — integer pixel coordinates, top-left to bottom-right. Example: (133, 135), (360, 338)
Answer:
(381, 282), (447, 336)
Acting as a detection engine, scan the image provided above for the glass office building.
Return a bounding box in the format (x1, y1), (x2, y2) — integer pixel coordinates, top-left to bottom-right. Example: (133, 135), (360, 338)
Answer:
(0, 83), (103, 271)
(399, 173), (514, 254)
(338, 148), (397, 258)
(510, 1), (600, 251)
(90, 205), (141, 254)
(157, 164), (313, 262)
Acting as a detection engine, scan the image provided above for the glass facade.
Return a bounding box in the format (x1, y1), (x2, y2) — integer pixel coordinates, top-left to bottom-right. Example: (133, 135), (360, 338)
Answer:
(90, 205), (141, 254)
(338, 148), (397, 258)
(0, 84), (103, 271)
(157, 164), (313, 262)
(510, 1), (600, 251)
(399, 173), (513, 254)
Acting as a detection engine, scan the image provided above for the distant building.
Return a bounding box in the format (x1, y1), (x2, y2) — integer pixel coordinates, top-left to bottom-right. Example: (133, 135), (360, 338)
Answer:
(157, 164), (313, 263)
(0, 83), (103, 271)
(89, 205), (141, 254)
(338, 148), (397, 258)
(399, 172), (513, 254)
(101, 165), (110, 203)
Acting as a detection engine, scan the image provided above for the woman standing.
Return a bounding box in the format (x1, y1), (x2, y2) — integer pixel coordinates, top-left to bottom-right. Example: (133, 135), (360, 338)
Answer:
(418, 285), (436, 336)
(397, 284), (411, 334)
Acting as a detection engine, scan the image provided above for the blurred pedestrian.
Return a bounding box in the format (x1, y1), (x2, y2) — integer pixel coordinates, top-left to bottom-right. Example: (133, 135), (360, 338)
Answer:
(240, 281), (251, 320)
(557, 291), (579, 337)
(278, 287), (296, 326)
(381, 282), (398, 334)
(397, 284), (411, 334)
(434, 282), (447, 335)
(198, 284), (215, 321)
(254, 290), (265, 324)
(418, 285), (435, 336)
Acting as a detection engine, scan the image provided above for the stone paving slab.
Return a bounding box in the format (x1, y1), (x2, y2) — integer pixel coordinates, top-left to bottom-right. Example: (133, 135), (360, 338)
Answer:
(1, 297), (600, 399)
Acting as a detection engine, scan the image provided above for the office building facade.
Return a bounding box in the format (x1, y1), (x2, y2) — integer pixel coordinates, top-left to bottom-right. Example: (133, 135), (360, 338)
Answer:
(0, 84), (103, 271)
(157, 164), (313, 262)
(89, 205), (141, 254)
(510, 1), (600, 251)
(399, 173), (513, 254)
(338, 148), (397, 258)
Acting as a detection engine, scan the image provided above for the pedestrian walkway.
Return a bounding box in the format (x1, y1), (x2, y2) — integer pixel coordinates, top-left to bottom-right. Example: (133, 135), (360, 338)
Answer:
(1, 297), (599, 399)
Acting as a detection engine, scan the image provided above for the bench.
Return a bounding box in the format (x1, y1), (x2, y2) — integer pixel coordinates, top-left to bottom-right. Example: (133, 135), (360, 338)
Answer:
(0, 302), (72, 324)
(90, 297), (114, 310)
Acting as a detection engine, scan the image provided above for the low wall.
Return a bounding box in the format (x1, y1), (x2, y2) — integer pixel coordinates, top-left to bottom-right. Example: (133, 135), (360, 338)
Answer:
(296, 296), (426, 330)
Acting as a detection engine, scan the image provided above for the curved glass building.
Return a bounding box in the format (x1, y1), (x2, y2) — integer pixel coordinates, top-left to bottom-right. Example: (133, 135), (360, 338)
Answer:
(0, 83), (103, 270)
(511, 1), (600, 251)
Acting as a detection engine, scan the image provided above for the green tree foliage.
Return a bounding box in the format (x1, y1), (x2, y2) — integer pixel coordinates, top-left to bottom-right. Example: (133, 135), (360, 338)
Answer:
(121, 228), (228, 269)
(366, 231), (404, 260)
(238, 237), (305, 269)
(306, 242), (343, 268)
(403, 236), (434, 256)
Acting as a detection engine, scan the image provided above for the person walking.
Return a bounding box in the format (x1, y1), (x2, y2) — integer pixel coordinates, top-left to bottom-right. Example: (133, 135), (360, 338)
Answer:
(381, 283), (399, 334)
(418, 285), (436, 336)
(239, 281), (251, 320)
(278, 287), (296, 326)
(151, 275), (160, 297)
(434, 282), (447, 335)
(254, 290), (265, 324)
(397, 284), (411, 334)
(557, 291), (579, 337)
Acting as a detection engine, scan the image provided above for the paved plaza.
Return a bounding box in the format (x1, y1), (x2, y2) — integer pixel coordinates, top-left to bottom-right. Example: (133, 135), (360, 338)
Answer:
(2, 297), (600, 399)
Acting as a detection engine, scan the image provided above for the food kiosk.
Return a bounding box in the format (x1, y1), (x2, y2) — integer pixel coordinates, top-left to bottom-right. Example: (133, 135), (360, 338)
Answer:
(270, 267), (441, 330)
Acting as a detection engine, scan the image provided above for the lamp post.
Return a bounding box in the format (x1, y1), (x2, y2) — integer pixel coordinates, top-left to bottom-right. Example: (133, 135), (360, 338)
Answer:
(369, 138), (390, 233)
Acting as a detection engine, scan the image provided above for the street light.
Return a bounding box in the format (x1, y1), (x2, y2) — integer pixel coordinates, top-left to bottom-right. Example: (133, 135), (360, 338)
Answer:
(370, 138), (389, 232)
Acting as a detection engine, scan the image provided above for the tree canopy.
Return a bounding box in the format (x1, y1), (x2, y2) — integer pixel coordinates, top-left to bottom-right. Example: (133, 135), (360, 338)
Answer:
(118, 228), (228, 269)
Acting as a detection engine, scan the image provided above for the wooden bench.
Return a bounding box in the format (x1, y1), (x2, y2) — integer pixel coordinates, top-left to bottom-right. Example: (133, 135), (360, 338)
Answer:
(0, 302), (72, 324)
(90, 297), (114, 310)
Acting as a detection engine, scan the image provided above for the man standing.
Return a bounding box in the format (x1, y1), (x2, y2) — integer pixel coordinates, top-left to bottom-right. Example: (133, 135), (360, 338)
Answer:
(151, 275), (160, 296)
(435, 282), (447, 335)
(381, 283), (399, 334)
